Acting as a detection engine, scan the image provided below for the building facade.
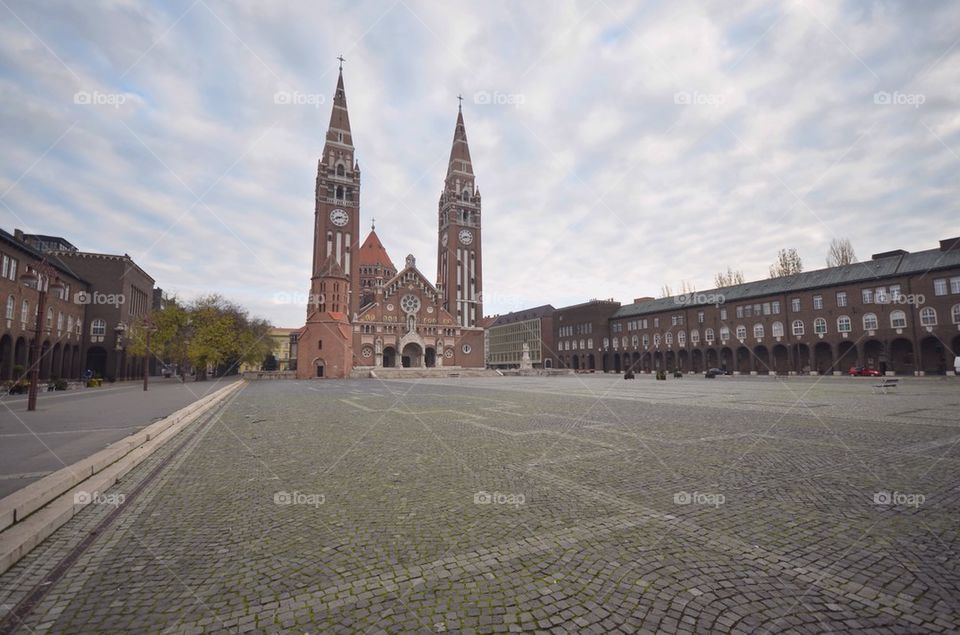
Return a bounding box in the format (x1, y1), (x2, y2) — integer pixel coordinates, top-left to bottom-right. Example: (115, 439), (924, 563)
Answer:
(553, 299), (622, 371)
(0, 229), (88, 381)
(296, 67), (486, 378)
(486, 305), (555, 369)
(591, 238), (960, 376)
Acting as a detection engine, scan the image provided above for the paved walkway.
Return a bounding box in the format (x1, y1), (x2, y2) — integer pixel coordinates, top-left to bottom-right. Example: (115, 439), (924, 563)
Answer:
(1, 375), (958, 633)
(0, 377), (239, 498)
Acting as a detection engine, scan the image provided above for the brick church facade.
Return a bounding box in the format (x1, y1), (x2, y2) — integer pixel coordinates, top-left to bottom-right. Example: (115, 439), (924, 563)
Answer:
(296, 67), (485, 378)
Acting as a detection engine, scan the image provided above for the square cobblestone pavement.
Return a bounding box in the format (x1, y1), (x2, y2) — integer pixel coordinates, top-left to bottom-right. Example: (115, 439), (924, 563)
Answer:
(2, 375), (959, 634)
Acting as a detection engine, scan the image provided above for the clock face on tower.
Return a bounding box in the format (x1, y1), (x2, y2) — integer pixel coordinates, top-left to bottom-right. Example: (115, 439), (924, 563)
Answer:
(458, 229), (473, 245)
(329, 208), (349, 227)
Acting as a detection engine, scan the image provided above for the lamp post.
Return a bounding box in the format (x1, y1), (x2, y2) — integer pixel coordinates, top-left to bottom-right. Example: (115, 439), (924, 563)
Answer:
(143, 318), (157, 391)
(19, 261), (65, 412)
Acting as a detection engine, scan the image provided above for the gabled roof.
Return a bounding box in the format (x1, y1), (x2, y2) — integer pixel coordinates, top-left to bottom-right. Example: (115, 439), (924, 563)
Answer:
(613, 243), (960, 319)
(358, 229), (396, 271)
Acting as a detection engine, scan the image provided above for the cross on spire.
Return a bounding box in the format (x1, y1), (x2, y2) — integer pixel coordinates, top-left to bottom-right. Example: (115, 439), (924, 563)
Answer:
(457, 94), (463, 112)
(337, 54), (345, 71)
(371, 217), (376, 231)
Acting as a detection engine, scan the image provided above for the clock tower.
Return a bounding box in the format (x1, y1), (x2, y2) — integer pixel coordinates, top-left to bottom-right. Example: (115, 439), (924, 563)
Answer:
(310, 64), (361, 319)
(437, 102), (482, 327)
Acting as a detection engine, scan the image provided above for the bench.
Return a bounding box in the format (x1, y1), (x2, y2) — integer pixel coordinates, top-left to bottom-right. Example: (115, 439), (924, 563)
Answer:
(873, 378), (899, 394)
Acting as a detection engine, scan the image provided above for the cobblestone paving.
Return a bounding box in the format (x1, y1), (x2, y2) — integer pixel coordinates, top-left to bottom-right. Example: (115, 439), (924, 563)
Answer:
(2, 375), (959, 633)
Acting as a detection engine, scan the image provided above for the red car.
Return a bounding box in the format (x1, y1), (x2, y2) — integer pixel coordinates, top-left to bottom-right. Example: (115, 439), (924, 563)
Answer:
(848, 366), (882, 377)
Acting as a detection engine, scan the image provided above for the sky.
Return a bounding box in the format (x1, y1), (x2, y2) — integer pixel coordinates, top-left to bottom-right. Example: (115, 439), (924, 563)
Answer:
(1, 0), (959, 327)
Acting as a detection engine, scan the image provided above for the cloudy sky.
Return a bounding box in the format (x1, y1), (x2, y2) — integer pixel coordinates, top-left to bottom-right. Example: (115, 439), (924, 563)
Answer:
(2, 0), (958, 326)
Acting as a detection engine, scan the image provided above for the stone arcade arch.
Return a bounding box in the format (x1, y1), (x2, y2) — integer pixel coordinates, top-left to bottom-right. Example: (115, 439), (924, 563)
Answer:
(772, 345), (789, 375)
(401, 342), (423, 368)
(753, 345), (770, 374)
(814, 342), (834, 375)
(920, 336), (946, 374)
(837, 341), (857, 372)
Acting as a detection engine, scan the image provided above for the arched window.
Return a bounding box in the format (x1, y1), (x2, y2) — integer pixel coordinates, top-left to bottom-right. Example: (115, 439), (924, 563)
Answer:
(5, 296), (13, 320)
(677, 331), (686, 346)
(336, 163), (345, 177)
(919, 307), (937, 326)
(91, 319), (106, 337)
(704, 328), (715, 344)
(690, 329), (700, 345)
(335, 185), (344, 200)
(622, 336), (628, 349)
(631, 335), (639, 348)
(837, 316), (851, 333)
(890, 310), (907, 329)
(46, 307), (54, 328)
(665, 332), (673, 346)
(772, 321), (784, 337)
(753, 324), (764, 339)
(814, 317), (827, 335)
(952, 304), (960, 325)
(21, 300), (28, 324)
(653, 333), (661, 347)
(719, 326), (729, 341)
(642, 334), (649, 347)
(736, 325), (746, 340)
(580, 339), (585, 350)
(792, 320), (804, 336)
(863, 313), (878, 330)
(602, 337), (609, 348)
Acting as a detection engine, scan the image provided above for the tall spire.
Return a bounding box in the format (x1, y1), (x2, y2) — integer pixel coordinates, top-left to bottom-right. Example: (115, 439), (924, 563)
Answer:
(326, 59), (352, 145)
(446, 103), (473, 180)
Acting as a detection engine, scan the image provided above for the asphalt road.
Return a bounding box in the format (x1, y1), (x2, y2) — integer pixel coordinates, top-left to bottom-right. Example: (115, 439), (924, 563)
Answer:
(0, 377), (239, 498)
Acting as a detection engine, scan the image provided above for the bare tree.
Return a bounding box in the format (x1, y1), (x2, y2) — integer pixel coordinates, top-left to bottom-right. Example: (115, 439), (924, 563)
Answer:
(769, 248), (803, 278)
(714, 267), (745, 287)
(659, 281), (695, 298)
(659, 284), (672, 298)
(826, 238), (857, 267)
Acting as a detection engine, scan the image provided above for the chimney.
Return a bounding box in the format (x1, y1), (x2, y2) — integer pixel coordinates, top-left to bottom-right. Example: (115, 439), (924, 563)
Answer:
(633, 296), (654, 304)
(940, 237), (960, 252)
(14, 229), (24, 242)
(871, 249), (907, 261)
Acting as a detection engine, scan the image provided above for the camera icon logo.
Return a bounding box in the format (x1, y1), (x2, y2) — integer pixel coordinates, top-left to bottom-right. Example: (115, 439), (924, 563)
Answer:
(74, 491), (92, 505)
(473, 91), (491, 105)
(873, 91), (891, 105)
(473, 491), (492, 505)
(274, 91), (291, 105)
(873, 491), (891, 505)
(673, 491), (691, 505)
(274, 491), (292, 505)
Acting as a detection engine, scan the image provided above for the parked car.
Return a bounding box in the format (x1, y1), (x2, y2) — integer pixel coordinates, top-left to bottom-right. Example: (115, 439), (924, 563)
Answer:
(706, 367), (732, 376)
(847, 366), (881, 377)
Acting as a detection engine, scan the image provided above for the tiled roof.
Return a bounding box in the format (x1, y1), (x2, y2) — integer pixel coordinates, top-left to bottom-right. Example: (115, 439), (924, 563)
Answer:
(358, 230), (396, 271)
(613, 245), (960, 319)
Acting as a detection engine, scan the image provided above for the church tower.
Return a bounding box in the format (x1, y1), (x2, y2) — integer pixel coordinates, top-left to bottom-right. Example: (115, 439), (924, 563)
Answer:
(436, 102), (483, 327)
(310, 62), (362, 319)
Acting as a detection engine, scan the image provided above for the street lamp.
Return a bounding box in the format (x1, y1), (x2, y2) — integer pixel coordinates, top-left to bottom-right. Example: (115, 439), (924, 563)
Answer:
(19, 262), (65, 412)
(142, 318), (157, 391)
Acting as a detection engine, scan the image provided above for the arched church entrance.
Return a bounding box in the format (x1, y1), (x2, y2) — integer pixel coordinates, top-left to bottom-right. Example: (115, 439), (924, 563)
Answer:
(402, 343), (423, 368)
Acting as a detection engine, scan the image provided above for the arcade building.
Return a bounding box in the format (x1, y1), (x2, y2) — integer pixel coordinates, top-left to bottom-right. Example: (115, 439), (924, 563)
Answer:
(295, 67), (486, 378)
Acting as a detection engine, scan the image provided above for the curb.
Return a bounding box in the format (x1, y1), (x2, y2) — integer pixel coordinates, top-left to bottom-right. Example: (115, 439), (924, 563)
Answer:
(0, 380), (244, 575)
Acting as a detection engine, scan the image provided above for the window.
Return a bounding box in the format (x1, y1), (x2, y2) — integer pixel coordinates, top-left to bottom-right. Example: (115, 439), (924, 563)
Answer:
(57, 312), (63, 333)
(889, 284), (901, 301)
(653, 318), (659, 328)
(587, 338), (594, 349)
(836, 292), (847, 307)
(772, 321), (784, 338)
(1, 255), (7, 278)
(736, 306), (744, 319)
(653, 334), (661, 347)
(813, 295), (823, 310)
(951, 277), (960, 294)
(690, 329), (700, 344)
(736, 325), (746, 340)
(665, 332), (673, 346)
(890, 310), (907, 329)
(5, 296), (12, 320)
(792, 320), (804, 336)
(875, 287), (887, 304)
(837, 316), (851, 333)
(8, 258), (16, 281)
(753, 324), (764, 339)
(919, 307), (937, 326)
(671, 315), (678, 326)
(863, 313), (878, 330)
(719, 308), (727, 320)
(697, 311), (704, 323)
(705, 328), (715, 344)
(934, 278), (947, 296)
(763, 303), (771, 316)
(791, 298), (801, 312)
(602, 337), (609, 348)
(720, 326), (730, 341)
(91, 319), (106, 337)
(46, 307), (53, 328)
(631, 335), (638, 348)
(621, 336), (627, 349)
(772, 301), (781, 314)
(862, 289), (873, 304)
(678, 331), (686, 346)
(21, 300), (29, 324)
(744, 305), (753, 318)
(814, 317), (827, 335)
(642, 334), (649, 347)
(953, 304), (960, 324)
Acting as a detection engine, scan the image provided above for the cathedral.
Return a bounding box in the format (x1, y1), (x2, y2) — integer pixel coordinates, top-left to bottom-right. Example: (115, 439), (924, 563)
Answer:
(295, 66), (486, 378)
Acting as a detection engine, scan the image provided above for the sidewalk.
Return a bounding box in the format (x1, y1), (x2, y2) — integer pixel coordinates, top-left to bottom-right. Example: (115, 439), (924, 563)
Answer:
(0, 377), (239, 498)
